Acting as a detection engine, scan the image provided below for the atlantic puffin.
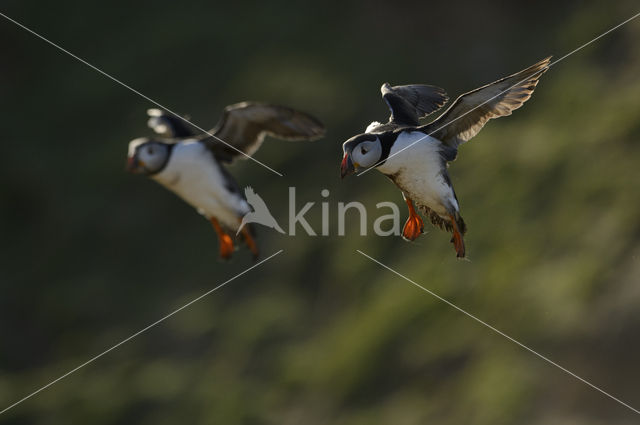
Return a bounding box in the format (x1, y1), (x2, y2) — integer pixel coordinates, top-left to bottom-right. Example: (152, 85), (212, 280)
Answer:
(341, 57), (551, 258)
(127, 102), (325, 259)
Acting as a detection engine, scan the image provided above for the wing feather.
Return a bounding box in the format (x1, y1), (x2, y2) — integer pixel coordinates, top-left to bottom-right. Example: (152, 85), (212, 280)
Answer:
(146, 109), (196, 138)
(421, 57), (551, 149)
(381, 83), (449, 126)
(204, 102), (325, 162)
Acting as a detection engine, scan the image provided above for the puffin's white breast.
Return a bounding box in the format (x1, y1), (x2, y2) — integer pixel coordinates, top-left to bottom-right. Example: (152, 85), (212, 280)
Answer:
(152, 141), (250, 229)
(377, 131), (459, 215)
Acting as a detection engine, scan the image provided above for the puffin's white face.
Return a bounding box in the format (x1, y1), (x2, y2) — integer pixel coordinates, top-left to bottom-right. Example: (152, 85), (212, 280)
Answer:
(350, 138), (382, 168)
(126, 138), (171, 175)
(341, 135), (383, 178)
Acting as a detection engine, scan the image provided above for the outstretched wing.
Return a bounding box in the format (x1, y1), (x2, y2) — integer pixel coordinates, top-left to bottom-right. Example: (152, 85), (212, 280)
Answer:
(381, 83), (449, 126)
(146, 109), (196, 138)
(421, 57), (551, 150)
(204, 102), (325, 162)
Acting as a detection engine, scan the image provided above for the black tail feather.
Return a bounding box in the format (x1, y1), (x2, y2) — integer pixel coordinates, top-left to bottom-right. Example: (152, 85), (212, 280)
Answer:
(417, 205), (466, 235)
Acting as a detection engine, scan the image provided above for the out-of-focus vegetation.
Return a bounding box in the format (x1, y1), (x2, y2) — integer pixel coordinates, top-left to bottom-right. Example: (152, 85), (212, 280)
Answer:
(1, 1), (639, 424)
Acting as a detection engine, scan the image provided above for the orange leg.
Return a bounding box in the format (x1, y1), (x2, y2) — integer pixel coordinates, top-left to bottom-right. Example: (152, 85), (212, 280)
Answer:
(210, 217), (234, 260)
(402, 197), (424, 241)
(449, 214), (466, 258)
(241, 226), (259, 260)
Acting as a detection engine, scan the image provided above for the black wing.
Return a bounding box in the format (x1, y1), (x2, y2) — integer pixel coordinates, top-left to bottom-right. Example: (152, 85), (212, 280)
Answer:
(421, 57), (551, 150)
(147, 109), (196, 138)
(204, 102), (325, 162)
(381, 83), (449, 126)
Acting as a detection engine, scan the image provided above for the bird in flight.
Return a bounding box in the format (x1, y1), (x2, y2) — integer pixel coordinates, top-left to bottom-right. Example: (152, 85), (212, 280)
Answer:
(341, 57), (551, 258)
(127, 102), (325, 259)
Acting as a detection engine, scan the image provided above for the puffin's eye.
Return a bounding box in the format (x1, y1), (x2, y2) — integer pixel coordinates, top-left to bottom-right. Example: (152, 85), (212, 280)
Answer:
(147, 147), (154, 155)
(361, 146), (368, 155)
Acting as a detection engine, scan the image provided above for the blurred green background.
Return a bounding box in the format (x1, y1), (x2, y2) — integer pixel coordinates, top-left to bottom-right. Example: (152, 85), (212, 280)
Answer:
(1, 1), (640, 424)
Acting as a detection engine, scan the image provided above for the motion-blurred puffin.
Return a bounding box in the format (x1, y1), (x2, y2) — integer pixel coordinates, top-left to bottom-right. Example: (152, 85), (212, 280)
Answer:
(127, 102), (325, 259)
(341, 57), (551, 258)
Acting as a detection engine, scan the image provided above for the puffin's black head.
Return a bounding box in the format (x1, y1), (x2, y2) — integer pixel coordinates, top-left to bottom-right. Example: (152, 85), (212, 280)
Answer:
(341, 133), (383, 178)
(126, 138), (172, 175)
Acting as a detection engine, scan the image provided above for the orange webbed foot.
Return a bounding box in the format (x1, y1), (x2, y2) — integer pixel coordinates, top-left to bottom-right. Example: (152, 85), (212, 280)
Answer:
(219, 233), (234, 260)
(210, 218), (235, 260)
(448, 214), (466, 258)
(402, 215), (424, 241)
(241, 226), (259, 261)
(402, 197), (424, 241)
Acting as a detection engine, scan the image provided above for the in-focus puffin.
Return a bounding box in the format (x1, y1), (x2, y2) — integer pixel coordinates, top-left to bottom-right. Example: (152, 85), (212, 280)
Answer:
(127, 102), (325, 259)
(341, 57), (551, 258)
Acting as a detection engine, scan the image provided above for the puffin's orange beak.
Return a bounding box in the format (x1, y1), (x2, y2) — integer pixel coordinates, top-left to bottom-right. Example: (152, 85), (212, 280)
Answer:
(126, 156), (139, 173)
(341, 152), (355, 179)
